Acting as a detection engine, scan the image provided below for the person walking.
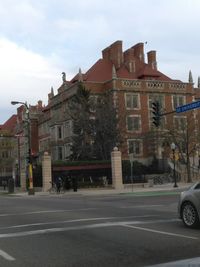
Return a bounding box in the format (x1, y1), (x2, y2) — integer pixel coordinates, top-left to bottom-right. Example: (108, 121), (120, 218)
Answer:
(56, 177), (62, 193)
(72, 177), (78, 192)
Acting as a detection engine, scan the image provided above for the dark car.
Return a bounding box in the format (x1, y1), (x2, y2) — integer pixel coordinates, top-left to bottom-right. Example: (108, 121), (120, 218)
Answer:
(178, 182), (200, 228)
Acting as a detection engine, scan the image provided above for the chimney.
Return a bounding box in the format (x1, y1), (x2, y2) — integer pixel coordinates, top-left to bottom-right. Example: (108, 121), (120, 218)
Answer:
(147, 50), (157, 70)
(37, 100), (43, 109)
(132, 43), (145, 63)
(112, 64), (117, 79)
(124, 48), (136, 73)
(102, 40), (123, 69)
(102, 47), (110, 61)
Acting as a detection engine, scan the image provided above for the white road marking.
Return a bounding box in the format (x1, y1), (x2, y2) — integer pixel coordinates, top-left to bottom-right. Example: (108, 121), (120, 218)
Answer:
(0, 215), (158, 230)
(121, 205), (164, 208)
(0, 249), (15, 261)
(122, 224), (198, 240)
(0, 218), (195, 240)
(147, 257), (200, 266)
(0, 221), (142, 238)
(0, 208), (96, 217)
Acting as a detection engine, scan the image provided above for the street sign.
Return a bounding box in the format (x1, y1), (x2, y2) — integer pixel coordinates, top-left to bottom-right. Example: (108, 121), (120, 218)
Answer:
(176, 100), (200, 113)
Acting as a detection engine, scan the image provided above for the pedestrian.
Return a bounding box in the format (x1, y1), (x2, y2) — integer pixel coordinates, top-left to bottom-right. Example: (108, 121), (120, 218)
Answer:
(56, 177), (62, 193)
(72, 177), (78, 192)
(2, 180), (7, 190)
(64, 176), (71, 191)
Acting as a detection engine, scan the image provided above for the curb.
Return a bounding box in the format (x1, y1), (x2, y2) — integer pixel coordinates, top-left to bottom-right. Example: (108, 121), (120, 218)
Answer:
(0, 183), (192, 197)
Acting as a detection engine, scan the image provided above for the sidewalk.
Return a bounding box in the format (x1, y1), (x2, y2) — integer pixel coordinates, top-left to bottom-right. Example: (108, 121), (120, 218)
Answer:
(1, 182), (193, 197)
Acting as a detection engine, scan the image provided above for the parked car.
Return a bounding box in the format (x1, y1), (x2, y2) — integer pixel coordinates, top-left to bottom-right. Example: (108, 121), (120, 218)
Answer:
(178, 182), (200, 228)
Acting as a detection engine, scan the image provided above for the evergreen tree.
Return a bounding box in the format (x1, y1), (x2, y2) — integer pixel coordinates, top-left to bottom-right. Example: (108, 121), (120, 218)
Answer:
(67, 83), (120, 161)
(67, 82), (93, 160)
(93, 94), (120, 160)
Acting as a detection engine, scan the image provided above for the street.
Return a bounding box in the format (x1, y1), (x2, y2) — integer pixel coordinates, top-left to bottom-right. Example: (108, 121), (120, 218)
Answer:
(0, 191), (199, 266)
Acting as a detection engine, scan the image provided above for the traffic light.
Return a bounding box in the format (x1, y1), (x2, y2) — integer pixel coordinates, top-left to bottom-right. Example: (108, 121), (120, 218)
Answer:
(152, 101), (161, 127)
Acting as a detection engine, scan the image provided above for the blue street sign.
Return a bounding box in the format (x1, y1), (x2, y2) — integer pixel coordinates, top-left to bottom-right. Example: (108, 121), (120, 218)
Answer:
(176, 100), (200, 113)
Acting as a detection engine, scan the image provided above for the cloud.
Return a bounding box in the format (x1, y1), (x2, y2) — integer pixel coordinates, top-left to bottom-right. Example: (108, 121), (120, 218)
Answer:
(0, 38), (68, 122)
(0, 0), (200, 122)
(0, 1), (44, 36)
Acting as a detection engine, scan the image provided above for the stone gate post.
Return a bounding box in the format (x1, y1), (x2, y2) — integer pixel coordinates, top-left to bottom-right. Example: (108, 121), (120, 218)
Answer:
(111, 147), (123, 189)
(42, 152), (52, 192)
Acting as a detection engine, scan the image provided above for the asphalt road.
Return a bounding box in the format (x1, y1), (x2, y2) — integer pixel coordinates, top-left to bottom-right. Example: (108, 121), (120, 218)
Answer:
(0, 191), (199, 267)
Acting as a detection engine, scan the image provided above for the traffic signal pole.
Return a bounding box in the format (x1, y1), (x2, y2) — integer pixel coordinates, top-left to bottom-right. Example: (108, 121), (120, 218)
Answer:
(152, 101), (161, 127)
(151, 101), (176, 128)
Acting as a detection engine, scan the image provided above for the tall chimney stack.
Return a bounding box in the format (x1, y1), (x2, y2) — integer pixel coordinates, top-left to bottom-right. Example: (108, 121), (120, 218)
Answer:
(147, 50), (157, 70)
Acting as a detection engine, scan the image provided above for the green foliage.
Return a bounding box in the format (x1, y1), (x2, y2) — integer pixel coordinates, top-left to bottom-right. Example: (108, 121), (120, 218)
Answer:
(92, 93), (121, 160)
(122, 160), (148, 176)
(68, 82), (94, 160)
(67, 82), (121, 161)
(52, 160), (110, 166)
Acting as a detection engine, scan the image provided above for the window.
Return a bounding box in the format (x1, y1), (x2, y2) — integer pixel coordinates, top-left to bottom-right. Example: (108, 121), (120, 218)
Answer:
(174, 116), (187, 131)
(57, 126), (62, 139)
(194, 183), (200, 190)
(149, 95), (164, 109)
(173, 95), (185, 109)
(125, 94), (140, 109)
(58, 146), (63, 160)
(64, 121), (73, 137)
(64, 143), (72, 159)
(127, 139), (142, 155)
(126, 116), (141, 131)
(2, 151), (9, 158)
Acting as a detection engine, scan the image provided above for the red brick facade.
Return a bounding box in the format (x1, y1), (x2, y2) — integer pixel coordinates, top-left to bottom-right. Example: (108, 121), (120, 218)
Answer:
(9, 41), (198, 167)
(36, 41), (197, 165)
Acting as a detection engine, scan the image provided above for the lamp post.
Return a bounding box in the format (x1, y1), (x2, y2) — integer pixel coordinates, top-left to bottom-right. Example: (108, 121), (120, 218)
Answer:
(11, 101), (35, 195)
(171, 142), (178, 188)
(129, 153), (134, 192)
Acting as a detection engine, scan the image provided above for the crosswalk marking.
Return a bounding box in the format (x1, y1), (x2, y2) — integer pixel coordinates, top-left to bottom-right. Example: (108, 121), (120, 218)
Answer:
(0, 249), (15, 261)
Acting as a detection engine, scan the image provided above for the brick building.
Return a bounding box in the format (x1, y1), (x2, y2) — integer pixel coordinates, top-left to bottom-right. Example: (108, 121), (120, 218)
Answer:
(0, 115), (17, 184)
(38, 40), (196, 168)
(11, 102), (43, 188)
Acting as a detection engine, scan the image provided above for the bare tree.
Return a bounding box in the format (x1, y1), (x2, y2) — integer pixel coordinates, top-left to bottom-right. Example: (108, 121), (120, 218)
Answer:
(163, 111), (198, 183)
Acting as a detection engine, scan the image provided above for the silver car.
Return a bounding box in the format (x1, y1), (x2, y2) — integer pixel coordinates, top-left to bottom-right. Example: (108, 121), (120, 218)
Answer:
(178, 182), (200, 228)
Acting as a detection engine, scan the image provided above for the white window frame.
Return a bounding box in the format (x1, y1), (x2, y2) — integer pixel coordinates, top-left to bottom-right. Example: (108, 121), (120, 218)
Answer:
(173, 115), (187, 131)
(126, 115), (141, 132)
(127, 139), (143, 156)
(64, 120), (73, 138)
(64, 143), (72, 159)
(125, 93), (140, 110)
(172, 95), (186, 110)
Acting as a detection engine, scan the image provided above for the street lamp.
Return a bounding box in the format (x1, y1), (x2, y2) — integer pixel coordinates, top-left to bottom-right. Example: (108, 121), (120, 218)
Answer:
(171, 142), (178, 188)
(11, 101), (35, 195)
(129, 153), (134, 192)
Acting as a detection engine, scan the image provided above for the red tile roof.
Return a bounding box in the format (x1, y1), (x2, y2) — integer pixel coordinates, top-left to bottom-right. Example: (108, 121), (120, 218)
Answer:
(0, 115), (17, 133)
(70, 42), (173, 83)
(137, 64), (172, 81)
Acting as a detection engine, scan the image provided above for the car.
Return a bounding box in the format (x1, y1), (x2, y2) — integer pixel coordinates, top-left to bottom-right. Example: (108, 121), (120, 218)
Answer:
(178, 182), (200, 228)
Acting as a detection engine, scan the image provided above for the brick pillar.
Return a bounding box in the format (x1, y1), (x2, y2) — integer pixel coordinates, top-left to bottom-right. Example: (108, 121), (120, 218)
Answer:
(111, 147), (123, 189)
(42, 152), (52, 192)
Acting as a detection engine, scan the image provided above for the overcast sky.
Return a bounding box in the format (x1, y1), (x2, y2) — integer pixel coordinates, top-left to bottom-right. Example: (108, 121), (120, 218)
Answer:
(1, 0), (200, 123)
